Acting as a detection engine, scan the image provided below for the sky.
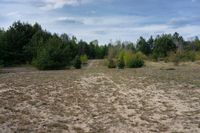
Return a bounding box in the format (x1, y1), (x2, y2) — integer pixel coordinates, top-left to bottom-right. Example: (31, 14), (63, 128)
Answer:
(0, 0), (200, 44)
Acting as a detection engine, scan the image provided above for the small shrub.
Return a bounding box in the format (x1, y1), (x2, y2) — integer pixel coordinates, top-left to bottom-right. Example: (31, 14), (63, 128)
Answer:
(124, 51), (145, 68)
(108, 59), (116, 68)
(80, 54), (88, 64)
(135, 51), (147, 60)
(128, 57), (144, 68)
(73, 56), (81, 69)
(117, 58), (125, 69)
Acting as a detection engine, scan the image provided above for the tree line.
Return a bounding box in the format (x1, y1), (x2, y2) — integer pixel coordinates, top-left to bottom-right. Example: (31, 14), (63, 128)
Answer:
(0, 21), (108, 69)
(0, 21), (200, 69)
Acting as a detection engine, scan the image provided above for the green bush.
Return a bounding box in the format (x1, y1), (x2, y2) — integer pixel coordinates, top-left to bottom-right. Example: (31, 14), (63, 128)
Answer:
(108, 59), (116, 68)
(73, 56), (82, 69)
(80, 54), (88, 64)
(135, 51), (147, 60)
(33, 36), (71, 70)
(124, 51), (144, 68)
(117, 58), (125, 69)
(129, 57), (144, 68)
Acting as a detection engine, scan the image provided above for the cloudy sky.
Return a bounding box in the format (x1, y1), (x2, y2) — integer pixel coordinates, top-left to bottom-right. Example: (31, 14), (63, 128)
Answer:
(0, 0), (200, 44)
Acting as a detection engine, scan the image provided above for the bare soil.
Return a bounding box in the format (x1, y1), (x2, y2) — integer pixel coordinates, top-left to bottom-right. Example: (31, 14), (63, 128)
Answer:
(0, 60), (200, 133)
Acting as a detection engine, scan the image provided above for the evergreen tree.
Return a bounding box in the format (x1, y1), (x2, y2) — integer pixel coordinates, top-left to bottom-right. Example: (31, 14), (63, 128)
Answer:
(153, 34), (177, 59)
(33, 35), (71, 70)
(73, 55), (81, 69)
(136, 37), (151, 55)
(147, 36), (154, 54)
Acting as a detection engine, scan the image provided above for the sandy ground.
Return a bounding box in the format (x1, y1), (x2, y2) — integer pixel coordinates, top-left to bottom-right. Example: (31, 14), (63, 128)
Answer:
(0, 60), (200, 133)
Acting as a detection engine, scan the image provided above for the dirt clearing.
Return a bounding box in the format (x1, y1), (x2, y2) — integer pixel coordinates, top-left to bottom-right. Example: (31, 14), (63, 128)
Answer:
(0, 60), (200, 133)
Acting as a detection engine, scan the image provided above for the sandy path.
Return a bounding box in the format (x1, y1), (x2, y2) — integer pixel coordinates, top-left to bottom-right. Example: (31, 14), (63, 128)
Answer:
(86, 60), (101, 69)
(71, 73), (200, 133)
(87, 60), (94, 69)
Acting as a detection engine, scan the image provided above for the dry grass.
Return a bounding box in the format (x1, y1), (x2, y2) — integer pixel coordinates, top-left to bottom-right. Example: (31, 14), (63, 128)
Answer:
(0, 60), (200, 133)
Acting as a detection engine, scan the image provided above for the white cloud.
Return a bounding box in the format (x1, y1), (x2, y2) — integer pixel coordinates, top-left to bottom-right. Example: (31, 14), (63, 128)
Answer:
(54, 15), (148, 27)
(6, 11), (20, 17)
(40, 0), (92, 10)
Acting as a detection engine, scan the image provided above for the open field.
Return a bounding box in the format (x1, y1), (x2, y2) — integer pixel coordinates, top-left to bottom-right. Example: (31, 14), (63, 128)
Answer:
(0, 60), (200, 133)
